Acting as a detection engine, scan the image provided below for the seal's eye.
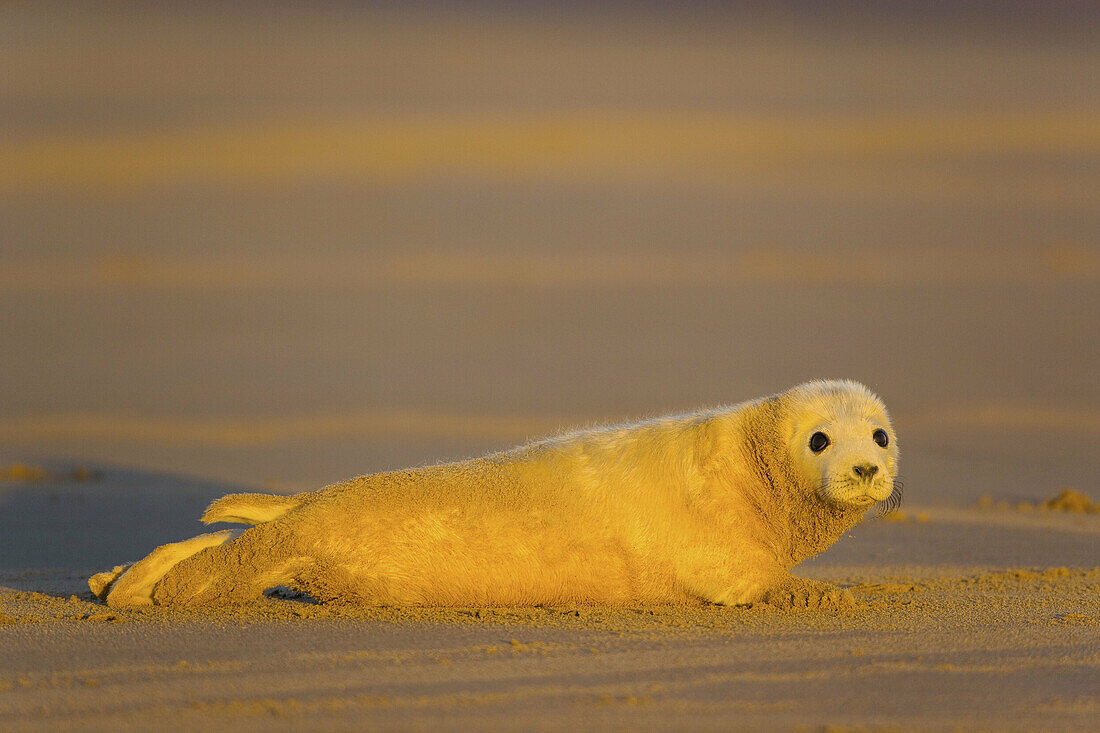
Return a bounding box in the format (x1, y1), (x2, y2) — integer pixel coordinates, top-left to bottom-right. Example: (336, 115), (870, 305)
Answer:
(872, 428), (889, 448)
(809, 432), (830, 453)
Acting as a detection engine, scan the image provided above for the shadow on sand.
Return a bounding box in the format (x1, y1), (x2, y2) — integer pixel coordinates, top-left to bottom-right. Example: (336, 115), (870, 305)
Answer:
(0, 462), (254, 575)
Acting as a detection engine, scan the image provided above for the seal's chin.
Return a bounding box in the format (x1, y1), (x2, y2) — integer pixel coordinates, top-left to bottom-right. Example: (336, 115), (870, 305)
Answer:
(847, 494), (881, 508)
(819, 477), (893, 508)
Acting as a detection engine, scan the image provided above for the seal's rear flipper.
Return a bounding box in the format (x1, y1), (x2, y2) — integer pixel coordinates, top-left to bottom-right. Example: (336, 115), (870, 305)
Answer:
(201, 493), (302, 526)
(88, 563), (132, 600)
(98, 529), (240, 607)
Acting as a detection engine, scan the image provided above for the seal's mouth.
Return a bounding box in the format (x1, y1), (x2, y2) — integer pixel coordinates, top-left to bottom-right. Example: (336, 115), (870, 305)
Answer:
(819, 475), (899, 509)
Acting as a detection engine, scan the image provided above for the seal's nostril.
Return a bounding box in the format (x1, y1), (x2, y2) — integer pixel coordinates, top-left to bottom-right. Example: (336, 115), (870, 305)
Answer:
(853, 464), (879, 479)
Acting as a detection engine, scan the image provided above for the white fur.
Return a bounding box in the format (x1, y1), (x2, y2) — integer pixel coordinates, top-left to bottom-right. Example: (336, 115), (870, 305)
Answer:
(91, 380), (897, 609)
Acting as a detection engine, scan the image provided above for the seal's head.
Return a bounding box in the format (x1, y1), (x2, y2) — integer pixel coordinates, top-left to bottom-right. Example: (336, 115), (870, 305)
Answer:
(784, 380), (900, 511)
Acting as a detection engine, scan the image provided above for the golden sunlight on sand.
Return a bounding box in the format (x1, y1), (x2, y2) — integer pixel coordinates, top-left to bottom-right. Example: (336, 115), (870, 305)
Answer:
(3, 111), (1097, 200)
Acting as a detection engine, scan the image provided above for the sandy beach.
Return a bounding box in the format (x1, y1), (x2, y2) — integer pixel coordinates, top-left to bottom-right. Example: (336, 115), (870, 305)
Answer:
(1, 3), (1097, 730)
(2, 476), (1097, 731)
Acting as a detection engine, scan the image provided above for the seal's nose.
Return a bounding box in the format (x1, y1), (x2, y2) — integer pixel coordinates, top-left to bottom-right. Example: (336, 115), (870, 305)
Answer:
(852, 463), (879, 480)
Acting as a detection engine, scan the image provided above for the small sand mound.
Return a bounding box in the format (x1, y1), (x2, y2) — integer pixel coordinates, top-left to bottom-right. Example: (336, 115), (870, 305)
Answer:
(0, 462), (99, 482)
(977, 488), (1099, 514)
(0, 462), (48, 481)
(1042, 489), (1099, 514)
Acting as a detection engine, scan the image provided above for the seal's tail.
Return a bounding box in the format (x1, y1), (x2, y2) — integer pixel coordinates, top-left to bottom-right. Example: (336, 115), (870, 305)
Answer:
(201, 493), (303, 526)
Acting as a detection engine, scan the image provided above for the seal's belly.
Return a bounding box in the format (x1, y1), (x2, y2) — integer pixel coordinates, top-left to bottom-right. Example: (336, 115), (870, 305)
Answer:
(301, 507), (680, 605)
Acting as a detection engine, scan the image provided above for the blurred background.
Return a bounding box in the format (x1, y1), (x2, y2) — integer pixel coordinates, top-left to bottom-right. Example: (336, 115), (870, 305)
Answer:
(1, 2), (1097, 510)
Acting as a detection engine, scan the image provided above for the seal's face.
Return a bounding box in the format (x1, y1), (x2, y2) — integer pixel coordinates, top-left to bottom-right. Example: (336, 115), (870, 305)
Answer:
(786, 382), (899, 510)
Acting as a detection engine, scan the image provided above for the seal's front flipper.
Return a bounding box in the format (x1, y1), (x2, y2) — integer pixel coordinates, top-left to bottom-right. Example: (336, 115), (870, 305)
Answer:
(759, 576), (855, 611)
(96, 529), (241, 608)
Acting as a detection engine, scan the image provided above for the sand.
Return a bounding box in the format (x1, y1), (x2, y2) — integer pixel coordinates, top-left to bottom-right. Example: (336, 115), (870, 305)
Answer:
(2, 3), (1098, 731)
(3, 567), (1099, 732)
(1, 469), (1097, 732)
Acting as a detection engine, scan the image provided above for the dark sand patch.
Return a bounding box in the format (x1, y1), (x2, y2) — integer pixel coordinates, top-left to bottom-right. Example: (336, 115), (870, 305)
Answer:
(0, 468), (254, 571)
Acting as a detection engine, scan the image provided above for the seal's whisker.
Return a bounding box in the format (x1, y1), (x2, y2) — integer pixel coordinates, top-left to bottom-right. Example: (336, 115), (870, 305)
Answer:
(877, 478), (905, 516)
